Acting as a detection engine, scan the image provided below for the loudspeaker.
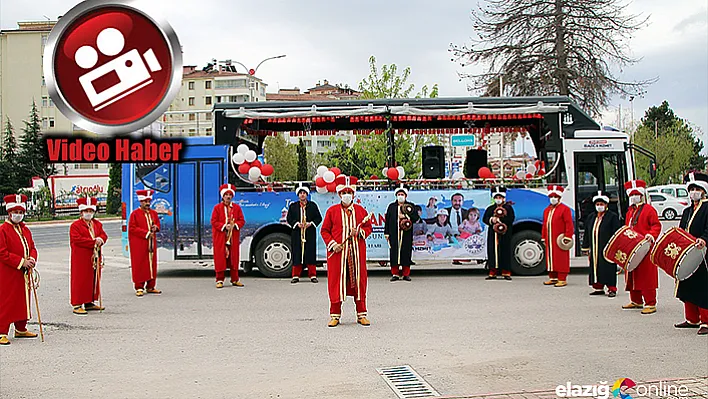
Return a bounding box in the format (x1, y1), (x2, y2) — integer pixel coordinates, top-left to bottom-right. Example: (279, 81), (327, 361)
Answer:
(422, 146), (445, 179)
(464, 149), (488, 178)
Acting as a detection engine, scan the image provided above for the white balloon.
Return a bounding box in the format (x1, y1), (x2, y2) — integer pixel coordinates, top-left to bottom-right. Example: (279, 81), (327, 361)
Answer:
(317, 166), (328, 177)
(237, 144), (249, 155)
(382, 167), (388, 177)
(515, 170), (526, 180)
(248, 166), (261, 182)
(323, 170), (336, 183)
(245, 150), (257, 162)
(452, 171), (465, 180)
(316, 186), (328, 194)
(396, 166), (405, 179)
(231, 153), (245, 165)
(526, 163), (537, 174)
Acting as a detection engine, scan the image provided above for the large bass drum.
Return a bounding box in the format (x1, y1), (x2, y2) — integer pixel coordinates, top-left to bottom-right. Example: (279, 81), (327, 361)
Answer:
(650, 227), (706, 281)
(603, 226), (652, 272)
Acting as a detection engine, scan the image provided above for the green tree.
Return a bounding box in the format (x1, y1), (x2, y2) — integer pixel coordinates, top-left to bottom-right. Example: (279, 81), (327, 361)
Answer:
(263, 133), (297, 181)
(297, 138), (308, 181)
(18, 102), (55, 190)
(639, 101), (705, 171)
(106, 163), (122, 215)
(332, 55), (440, 179)
(0, 117), (20, 194)
(633, 120), (694, 185)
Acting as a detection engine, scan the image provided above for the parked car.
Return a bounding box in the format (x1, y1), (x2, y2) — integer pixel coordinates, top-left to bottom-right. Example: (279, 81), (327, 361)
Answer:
(647, 192), (689, 220)
(647, 185), (689, 201)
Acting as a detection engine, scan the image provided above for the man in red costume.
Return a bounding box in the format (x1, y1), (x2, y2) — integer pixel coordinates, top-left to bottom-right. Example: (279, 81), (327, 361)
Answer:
(210, 183), (246, 288)
(0, 194), (39, 345)
(128, 189), (162, 297)
(542, 185), (575, 287)
(70, 197), (108, 315)
(621, 180), (661, 314)
(321, 175), (373, 328)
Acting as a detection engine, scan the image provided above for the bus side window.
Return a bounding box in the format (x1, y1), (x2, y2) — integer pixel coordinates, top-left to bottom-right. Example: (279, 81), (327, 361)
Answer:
(135, 163), (172, 193)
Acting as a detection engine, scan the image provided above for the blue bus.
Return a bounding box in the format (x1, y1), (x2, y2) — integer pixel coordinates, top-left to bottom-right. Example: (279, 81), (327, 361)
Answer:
(122, 96), (656, 277)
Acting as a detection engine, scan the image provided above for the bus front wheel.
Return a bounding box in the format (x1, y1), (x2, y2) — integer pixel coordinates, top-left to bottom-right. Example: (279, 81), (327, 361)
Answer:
(254, 233), (292, 278)
(510, 230), (546, 276)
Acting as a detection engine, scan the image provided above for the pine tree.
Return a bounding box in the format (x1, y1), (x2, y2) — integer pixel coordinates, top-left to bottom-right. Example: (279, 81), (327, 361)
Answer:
(0, 117), (20, 194)
(18, 101), (55, 192)
(106, 163), (122, 215)
(297, 138), (308, 181)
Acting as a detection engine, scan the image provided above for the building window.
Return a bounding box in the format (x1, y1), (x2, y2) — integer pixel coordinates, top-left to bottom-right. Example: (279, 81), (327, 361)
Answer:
(41, 34), (48, 47)
(188, 129), (196, 137)
(49, 118), (55, 128)
(229, 96), (239, 102)
(48, 97), (54, 107)
(215, 79), (246, 89)
(42, 96), (48, 107)
(205, 96), (212, 105)
(42, 118), (48, 129)
(188, 81), (195, 90)
(215, 96), (222, 103)
(206, 128), (212, 136)
(189, 113), (196, 121)
(205, 113), (212, 120)
(41, 76), (46, 86)
(205, 81), (212, 89)
(188, 97), (195, 106)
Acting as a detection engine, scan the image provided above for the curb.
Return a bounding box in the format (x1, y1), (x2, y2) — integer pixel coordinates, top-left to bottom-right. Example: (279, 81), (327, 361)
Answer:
(24, 216), (122, 226)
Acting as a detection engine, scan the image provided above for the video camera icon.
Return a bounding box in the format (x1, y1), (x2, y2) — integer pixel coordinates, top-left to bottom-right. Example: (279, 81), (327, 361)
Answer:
(76, 27), (162, 112)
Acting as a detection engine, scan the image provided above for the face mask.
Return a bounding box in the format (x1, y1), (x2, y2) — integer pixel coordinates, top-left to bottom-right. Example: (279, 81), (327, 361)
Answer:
(341, 194), (353, 205)
(690, 191), (703, 201)
(596, 205), (606, 213)
(550, 197), (559, 205)
(494, 198), (503, 205)
(10, 213), (24, 224)
(629, 195), (641, 205)
(82, 212), (94, 221)
(397, 195), (405, 203)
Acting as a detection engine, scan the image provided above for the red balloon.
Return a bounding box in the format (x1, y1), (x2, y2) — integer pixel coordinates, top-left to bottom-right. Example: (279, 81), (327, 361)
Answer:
(330, 167), (341, 176)
(370, 175), (379, 180)
(326, 182), (337, 192)
(537, 169), (546, 177)
(478, 167), (492, 178)
(251, 159), (262, 168)
(386, 167), (399, 180)
(315, 177), (326, 187)
(525, 173), (533, 179)
(261, 164), (274, 176)
(238, 163), (250, 174)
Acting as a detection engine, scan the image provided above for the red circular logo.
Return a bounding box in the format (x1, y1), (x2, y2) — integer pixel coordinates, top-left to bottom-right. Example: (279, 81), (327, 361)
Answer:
(46, 1), (181, 133)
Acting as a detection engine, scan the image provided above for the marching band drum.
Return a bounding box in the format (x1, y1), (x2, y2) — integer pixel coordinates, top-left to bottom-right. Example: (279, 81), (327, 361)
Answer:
(603, 225), (652, 272)
(650, 227), (706, 281)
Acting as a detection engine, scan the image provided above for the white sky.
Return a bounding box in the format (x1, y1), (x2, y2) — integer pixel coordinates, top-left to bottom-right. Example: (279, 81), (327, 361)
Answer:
(1, 0), (706, 143)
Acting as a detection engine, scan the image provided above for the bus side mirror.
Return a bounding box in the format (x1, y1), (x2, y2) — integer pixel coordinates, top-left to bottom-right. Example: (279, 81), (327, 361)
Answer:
(649, 160), (657, 179)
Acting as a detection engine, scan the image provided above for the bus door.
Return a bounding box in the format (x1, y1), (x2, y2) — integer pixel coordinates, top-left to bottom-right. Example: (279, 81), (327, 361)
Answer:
(174, 160), (224, 260)
(573, 152), (629, 255)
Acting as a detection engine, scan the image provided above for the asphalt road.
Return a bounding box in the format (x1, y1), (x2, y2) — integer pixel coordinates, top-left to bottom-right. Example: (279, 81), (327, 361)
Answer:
(28, 219), (122, 249)
(1, 220), (705, 398)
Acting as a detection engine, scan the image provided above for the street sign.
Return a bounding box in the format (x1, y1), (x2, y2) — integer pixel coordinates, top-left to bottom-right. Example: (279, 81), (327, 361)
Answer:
(451, 135), (475, 147)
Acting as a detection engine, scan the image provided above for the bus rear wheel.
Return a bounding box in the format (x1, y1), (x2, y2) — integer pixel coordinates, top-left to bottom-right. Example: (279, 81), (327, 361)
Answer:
(510, 230), (546, 276)
(255, 233), (292, 278)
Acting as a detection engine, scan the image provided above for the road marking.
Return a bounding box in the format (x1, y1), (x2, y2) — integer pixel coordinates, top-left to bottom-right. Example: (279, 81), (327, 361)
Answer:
(377, 365), (440, 398)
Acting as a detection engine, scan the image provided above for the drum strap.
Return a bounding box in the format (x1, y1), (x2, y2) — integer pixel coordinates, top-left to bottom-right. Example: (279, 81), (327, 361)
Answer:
(630, 205), (644, 227)
(687, 201), (703, 230)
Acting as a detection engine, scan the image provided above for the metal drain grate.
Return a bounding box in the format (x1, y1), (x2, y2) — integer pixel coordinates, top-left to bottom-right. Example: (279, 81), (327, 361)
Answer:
(377, 365), (441, 398)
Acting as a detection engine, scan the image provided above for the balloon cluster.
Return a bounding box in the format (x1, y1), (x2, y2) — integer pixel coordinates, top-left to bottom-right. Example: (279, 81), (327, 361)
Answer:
(313, 165), (343, 194)
(451, 171), (465, 180)
(232, 144), (274, 183)
(381, 166), (406, 181)
(477, 167), (497, 180)
(514, 160), (546, 181)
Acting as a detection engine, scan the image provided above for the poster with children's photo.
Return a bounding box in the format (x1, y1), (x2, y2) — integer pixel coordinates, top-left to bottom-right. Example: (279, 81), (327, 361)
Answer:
(312, 189), (491, 261)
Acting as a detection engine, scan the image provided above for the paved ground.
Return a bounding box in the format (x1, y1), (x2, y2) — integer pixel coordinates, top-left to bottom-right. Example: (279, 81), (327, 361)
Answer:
(1, 220), (705, 399)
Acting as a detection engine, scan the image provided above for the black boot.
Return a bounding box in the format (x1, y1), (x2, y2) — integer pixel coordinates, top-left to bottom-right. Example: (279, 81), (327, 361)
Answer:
(390, 275), (400, 282)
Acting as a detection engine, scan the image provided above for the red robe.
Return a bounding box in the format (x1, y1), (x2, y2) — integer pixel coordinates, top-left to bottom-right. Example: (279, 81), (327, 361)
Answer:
(321, 203), (373, 303)
(70, 218), (108, 306)
(624, 204), (661, 290)
(542, 203), (575, 273)
(128, 208), (161, 284)
(0, 221), (37, 326)
(210, 202), (246, 273)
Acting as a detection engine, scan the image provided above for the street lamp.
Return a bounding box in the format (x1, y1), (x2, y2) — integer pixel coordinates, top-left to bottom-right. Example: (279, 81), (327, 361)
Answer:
(222, 55), (287, 102)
